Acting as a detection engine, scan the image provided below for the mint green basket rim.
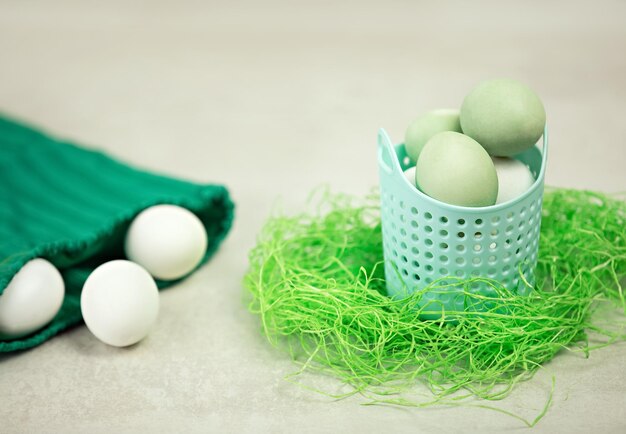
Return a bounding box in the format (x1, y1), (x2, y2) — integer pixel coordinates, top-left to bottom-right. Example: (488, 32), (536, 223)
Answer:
(377, 126), (549, 213)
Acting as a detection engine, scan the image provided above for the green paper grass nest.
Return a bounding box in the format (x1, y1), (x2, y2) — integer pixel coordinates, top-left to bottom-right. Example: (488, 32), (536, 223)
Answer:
(244, 188), (626, 426)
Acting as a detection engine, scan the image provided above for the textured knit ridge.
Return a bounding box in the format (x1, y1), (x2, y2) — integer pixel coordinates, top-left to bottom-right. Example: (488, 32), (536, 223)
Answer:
(0, 115), (234, 352)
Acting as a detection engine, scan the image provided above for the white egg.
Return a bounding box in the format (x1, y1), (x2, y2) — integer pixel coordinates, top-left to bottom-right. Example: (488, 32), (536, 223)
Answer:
(0, 258), (64, 340)
(81, 260), (159, 347)
(403, 166), (417, 188)
(125, 204), (208, 281)
(492, 157), (535, 204)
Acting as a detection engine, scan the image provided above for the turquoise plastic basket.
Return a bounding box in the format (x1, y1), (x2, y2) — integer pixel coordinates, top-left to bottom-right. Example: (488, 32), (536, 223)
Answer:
(377, 127), (548, 317)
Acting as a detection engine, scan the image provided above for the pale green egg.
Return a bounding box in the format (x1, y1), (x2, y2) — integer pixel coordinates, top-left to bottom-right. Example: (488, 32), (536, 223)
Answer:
(460, 79), (546, 156)
(416, 131), (498, 207)
(404, 109), (461, 163)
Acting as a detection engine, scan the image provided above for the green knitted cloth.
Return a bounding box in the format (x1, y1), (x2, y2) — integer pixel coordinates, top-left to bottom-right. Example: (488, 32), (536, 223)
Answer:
(0, 116), (234, 352)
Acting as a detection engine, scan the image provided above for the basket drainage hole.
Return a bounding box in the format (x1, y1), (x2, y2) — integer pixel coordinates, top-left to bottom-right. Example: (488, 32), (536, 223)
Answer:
(425, 239), (434, 246)
(400, 242), (407, 249)
(475, 218), (483, 226)
(439, 242), (449, 250)
(489, 242), (497, 250)
(474, 232), (482, 240)
(412, 260), (420, 268)
(473, 244), (482, 252)
(488, 255), (497, 264)
(411, 234), (419, 242)
(455, 258), (465, 265)
(411, 207), (418, 215)
(455, 270), (464, 277)
(425, 226), (433, 233)
(411, 247), (419, 254)
(491, 216), (501, 224)
(440, 268), (449, 275)
(400, 229), (407, 236)
(439, 255), (449, 263)
(457, 218), (466, 226)
(413, 274), (421, 281)
(411, 221), (418, 228)
(457, 232), (466, 239)
(439, 230), (448, 237)
(425, 265), (433, 272)
(456, 245), (465, 252)
(425, 212), (433, 220)
(402, 269), (408, 276)
(472, 257), (481, 265)
(440, 216), (449, 224)
(425, 252), (434, 259)
(401, 255), (408, 263)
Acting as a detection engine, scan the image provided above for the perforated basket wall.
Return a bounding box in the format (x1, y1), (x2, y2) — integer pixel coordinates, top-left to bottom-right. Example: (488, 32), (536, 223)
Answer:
(378, 128), (548, 316)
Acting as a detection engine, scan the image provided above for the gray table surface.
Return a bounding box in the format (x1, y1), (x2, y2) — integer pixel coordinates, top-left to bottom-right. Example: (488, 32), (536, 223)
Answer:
(1, 1), (625, 432)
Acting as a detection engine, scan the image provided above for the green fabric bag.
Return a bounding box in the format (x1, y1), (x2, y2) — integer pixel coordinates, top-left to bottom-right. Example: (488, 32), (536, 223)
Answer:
(0, 116), (234, 352)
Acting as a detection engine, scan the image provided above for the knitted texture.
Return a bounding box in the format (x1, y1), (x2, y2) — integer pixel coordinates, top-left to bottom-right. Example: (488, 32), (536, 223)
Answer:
(0, 116), (234, 352)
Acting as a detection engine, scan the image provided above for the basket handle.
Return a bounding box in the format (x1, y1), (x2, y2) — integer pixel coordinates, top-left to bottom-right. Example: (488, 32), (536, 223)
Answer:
(540, 125), (549, 178)
(378, 128), (402, 175)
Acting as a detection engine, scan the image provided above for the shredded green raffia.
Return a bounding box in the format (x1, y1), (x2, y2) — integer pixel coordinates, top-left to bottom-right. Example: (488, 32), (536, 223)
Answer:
(244, 188), (626, 426)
